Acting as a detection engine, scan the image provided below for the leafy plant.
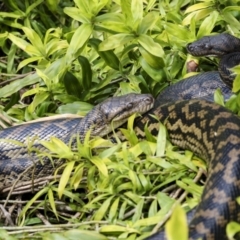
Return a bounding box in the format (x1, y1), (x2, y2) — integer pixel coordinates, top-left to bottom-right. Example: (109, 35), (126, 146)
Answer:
(1, 0), (240, 239)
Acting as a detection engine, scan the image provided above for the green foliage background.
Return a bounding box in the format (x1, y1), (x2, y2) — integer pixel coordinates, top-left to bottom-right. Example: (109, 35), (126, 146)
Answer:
(1, 0), (240, 239)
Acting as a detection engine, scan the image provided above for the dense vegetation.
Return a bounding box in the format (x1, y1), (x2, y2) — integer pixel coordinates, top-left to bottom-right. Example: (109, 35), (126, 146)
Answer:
(1, 0), (240, 239)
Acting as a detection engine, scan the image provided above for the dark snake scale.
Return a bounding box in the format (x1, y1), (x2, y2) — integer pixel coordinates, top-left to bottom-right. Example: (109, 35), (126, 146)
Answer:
(1, 33), (240, 239)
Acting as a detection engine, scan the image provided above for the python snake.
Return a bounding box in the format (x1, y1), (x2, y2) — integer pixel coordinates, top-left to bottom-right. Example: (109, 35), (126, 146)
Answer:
(1, 33), (240, 239)
(0, 93), (154, 190)
(145, 33), (240, 240)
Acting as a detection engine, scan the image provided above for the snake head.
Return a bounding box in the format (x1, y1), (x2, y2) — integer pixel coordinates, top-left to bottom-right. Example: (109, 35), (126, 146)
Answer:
(187, 33), (240, 57)
(82, 93), (154, 138)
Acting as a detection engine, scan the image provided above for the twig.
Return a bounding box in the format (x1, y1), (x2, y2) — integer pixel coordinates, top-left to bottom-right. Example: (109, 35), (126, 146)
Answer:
(0, 71), (35, 86)
(0, 204), (14, 226)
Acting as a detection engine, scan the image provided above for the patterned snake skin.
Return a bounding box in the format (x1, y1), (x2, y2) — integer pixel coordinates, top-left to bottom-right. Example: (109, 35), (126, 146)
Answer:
(0, 93), (154, 190)
(145, 33), (240, 239)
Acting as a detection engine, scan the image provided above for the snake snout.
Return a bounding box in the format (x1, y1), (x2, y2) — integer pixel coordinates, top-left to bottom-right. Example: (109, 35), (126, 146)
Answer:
(186, 43), (205, 56)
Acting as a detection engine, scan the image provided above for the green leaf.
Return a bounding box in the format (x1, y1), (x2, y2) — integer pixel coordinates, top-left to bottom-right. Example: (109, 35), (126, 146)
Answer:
(138, 11), (160, 34)
(90, 156), (108, 177)
(22, 27), (45, 56)
(58, 161), (75, 199)
(184, 2), (213, 14)
(214, 88), (225, 106)
(233, 75), (240, 93)
(197, 11), (219, 38)
(78, 56), (92, 90)
(8, 33), (40, 56)
(89, 38), (120, 70)
(64, 7), (91, 23)
(183, 8), (214, 26)
(139, 46), (164, 69)
(94, 196), (114, 220)
(165, 204), (188, 240)
(48, 188), (58, 220)
(138, 34), (164, 58)
(131, 0), (143, 30)
(26, 0), (44, 15)
(0, 73), (40, 98)
(109, 197), (120, 221)
(227, 222), (240, 239)
(63, 71), (82, 98)
(17, 56), (43, 71)
(65, 23), (93, 63)
(27, 91), (49, 113)
(100, 225), (139, 234)
(99, 33), (135, 51)
(132, 199), (144, 222)
(139, 57), (164, 82)
(222, 12), (240, 31)
(121, 0), (134, 26)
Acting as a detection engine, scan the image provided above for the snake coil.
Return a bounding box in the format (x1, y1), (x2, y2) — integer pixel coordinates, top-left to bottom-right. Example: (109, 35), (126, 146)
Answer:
(145, 33), (240, 240)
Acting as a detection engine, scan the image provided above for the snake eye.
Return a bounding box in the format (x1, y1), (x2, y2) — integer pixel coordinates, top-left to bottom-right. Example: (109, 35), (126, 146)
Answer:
(127, 103), (133, 109)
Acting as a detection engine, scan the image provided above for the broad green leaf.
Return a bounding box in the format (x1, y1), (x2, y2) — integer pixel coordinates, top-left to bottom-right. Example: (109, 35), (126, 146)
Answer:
(99, 33), (135, 51)
(131, 0), (143, 29)
(165, 22), (191, 41)
(92, 0), (109, 15)
(27, 91), (49, 113)
(138, 11), (160, 34)
(63, 71), (82, 98)
(74, 0), (90, 13)
(184, 2), (214, 14)
(222, 12), (240, 31)
(17, 56), (43, 71)
(89, 38), (120, 70)
(65, 23), (93, 63)
(227, 222), (240, 239)
(121, 0), (134, 26)
(197, 11), (219, 38)
(0, 11), (24, 18)
(138, 34), (164, 58)
(40, 137), (74, 158)
(183, 8), (214, 26)
(223, 6), (240, 13)
(139, 57), (164, 82)
(64, 7), (92, 23)
(133, 215), (165, 227)
(165, 204), (188, 240)
(78, 56), (92, 90)
(8, 33), (40, 56)
(0, 73), (40, 98)
(214, 88), (225, 106)
(90, 156), (108, 177)
(139, 46), (164, 69)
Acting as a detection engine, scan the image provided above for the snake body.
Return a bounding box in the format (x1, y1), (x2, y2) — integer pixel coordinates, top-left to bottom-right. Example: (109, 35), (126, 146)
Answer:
(145, 33), (240, 240)
(0, 93), (154, 190)
(1, 33), (240, 239)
